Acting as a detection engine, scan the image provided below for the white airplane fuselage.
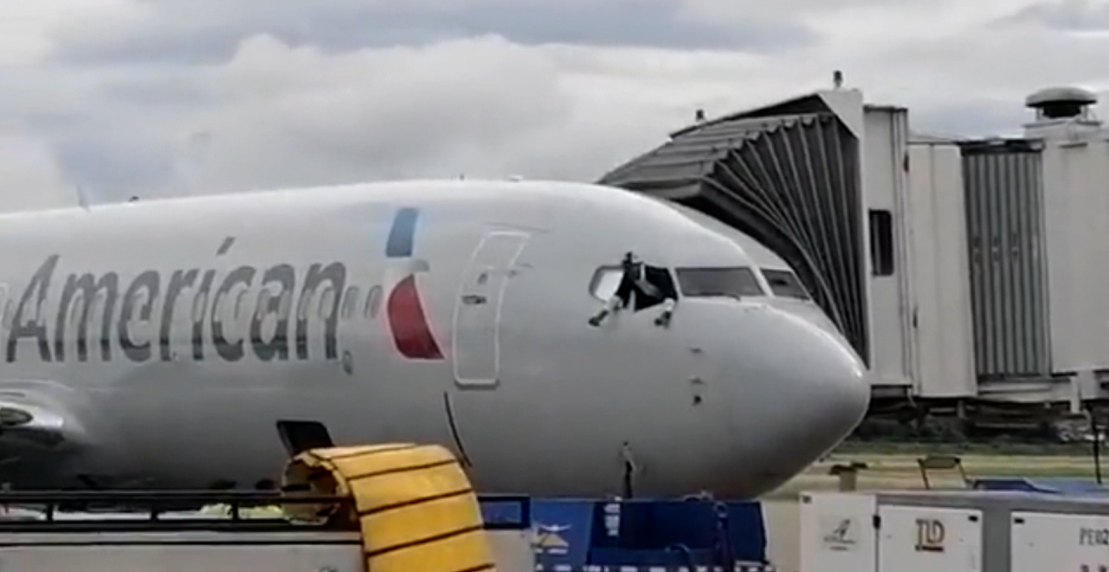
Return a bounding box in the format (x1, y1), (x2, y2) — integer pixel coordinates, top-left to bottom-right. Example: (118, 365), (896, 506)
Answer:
(0, 179), (869, 498)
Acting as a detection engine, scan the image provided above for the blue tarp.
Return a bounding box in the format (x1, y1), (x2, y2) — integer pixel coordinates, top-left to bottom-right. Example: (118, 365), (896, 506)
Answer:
(481, 497), (769, 568)
(970, 477), (1109, 495)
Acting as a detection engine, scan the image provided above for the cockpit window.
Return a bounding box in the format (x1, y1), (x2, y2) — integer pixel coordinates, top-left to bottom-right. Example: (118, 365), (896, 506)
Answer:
(589, 261), (677, 312)
(762, 269), (811, 300)
(590, 267), (625, 301)
(675, 267), (763, 299)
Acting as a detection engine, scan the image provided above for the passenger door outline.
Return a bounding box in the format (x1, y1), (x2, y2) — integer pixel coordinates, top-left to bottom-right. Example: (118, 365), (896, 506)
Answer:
(451, 231), (529, 387)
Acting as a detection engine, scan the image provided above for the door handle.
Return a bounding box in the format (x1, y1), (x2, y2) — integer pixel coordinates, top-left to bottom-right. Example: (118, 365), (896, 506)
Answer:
(461, 295), (487, 305)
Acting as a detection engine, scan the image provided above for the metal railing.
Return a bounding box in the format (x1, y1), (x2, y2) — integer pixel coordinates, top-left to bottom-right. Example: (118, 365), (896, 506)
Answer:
(0, 490), (531, 533)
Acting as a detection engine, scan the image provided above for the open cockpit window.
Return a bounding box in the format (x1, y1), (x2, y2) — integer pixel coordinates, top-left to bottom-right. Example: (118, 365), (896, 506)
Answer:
(589, 252), (678, 327)
(675, 267), (763, 299)
(590, 267), (625, 301)
(762, 269), (810, 300)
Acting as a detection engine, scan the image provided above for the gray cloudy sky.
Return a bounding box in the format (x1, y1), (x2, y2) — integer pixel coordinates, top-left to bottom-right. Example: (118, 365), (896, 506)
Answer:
(1, 0), (1108, 209)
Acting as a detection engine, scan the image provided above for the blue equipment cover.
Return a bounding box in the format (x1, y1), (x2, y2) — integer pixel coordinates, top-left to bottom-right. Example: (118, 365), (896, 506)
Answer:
(970, 477), (1109, 495)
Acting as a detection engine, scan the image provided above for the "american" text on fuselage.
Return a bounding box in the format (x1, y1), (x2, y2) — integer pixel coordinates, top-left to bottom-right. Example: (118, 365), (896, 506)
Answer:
(4, 237), (379, 364)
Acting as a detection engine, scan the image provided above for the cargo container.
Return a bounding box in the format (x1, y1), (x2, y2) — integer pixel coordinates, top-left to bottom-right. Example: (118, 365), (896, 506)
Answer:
(799, 489), (1109, 572)
(1010, 510), (1109, 572)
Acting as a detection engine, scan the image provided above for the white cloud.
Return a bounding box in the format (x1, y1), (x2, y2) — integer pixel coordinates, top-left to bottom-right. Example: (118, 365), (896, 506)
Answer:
(0, 0), (148, 66)
(1, 0), (1109, 207)
(0, 133), (73, 211)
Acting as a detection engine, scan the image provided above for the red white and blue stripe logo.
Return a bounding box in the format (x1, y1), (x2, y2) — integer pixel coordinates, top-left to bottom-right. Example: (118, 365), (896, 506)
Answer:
(384, 207), (444, 360)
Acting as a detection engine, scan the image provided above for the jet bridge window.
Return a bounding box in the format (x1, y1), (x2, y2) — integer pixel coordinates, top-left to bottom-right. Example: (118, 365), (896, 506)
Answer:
(869, 209), (894, 276)
(675, 267), (764, 299)
(762, 269), (811, 300)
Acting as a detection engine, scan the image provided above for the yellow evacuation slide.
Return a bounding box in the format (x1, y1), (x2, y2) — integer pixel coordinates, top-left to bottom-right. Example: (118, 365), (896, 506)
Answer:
(283, 443), (496, 572)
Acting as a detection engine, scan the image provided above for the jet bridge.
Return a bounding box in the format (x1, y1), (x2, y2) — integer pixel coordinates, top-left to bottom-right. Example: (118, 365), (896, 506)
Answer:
(599, 89), (875, 368)
(602, 84), (1109, 426)
(599, 87), (985, 413)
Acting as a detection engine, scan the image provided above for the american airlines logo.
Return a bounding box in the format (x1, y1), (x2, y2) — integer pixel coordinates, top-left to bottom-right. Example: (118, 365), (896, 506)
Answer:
(3, 207), (443, 364)
(383, 207), (443, 360)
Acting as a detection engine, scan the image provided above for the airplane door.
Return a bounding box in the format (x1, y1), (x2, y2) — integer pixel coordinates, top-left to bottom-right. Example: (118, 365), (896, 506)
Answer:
(452, 231), (529, 386)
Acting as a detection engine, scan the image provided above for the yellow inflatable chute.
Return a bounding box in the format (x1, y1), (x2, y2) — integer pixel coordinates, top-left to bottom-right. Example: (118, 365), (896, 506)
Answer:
(282, 443), (496, 572)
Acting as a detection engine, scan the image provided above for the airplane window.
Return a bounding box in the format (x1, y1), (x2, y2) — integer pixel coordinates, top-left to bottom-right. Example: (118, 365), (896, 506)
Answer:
(590, 255), (678, 315)
(90, 293), (103, 326)
(192, 292), (207, 323)
(173, 292), (190, 330)
(128, 291), (148, 320)
(589, 266), (624, 301)
(256, 289), (272, 318)
(275, 290), (291, 318)
(318, 286), (335, 319)
(211, 295), (224, 324)
(297, 291), (311, 320)
(234, 289), (250, 318)
(69, 295), (85, 325)
(632, 265), (678, 311)
(341, 286), (359, 319)
(762, 269), (811, 300)
(28, 296), (41, 323)
(675, 267), (764, 299)
(364, 286), (382, 319)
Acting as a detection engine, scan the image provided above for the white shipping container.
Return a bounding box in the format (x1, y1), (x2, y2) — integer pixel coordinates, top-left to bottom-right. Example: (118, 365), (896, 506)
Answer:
(876, 505), (982, 572)
(1011, 511), (1109, 572)
(800, 490), (1109, 572)
(800, 492), (983, 572)
(799, 492), (878, 572)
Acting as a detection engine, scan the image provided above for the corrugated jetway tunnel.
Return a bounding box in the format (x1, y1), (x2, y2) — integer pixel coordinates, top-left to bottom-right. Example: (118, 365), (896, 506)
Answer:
(598, 95), (871, 364)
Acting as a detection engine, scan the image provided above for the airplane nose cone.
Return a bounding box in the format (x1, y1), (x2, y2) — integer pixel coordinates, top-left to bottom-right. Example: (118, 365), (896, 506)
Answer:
(739, 306), (870, 488)
(780, 310), (869, 444)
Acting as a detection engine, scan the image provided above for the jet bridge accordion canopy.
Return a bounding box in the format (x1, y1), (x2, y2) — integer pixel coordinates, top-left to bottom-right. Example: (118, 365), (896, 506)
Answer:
(599, 97), (868, 361)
